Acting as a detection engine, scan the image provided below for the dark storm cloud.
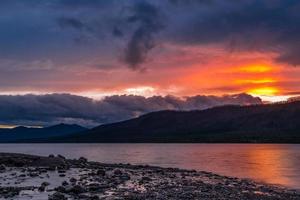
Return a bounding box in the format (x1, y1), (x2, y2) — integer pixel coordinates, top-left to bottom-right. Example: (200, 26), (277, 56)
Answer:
(123, 1), (164, 70)
(53, 0), (300, 67)
(2, 0), (300, 70)
(54, 0), (113, 9)
(53, 0), (165, 70)
(166, 0), (300, 65)
(0, 93), (261, 127)
(168, 0), (214, 6)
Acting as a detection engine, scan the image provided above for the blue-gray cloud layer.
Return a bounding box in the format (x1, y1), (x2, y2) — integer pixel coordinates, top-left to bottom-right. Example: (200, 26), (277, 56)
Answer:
(1, 0), (300, 70)
(0, 93), (261, 127)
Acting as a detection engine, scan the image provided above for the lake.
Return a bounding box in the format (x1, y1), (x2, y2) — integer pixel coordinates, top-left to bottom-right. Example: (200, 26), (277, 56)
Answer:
(0, 144), (299, 189)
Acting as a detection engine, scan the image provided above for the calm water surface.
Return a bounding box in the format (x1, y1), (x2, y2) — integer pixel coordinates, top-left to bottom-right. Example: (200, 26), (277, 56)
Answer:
(0, 144), (299, 189)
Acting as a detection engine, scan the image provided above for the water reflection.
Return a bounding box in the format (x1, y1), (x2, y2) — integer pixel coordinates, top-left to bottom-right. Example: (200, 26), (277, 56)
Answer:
(0, 144), (299, 189)
(246, 145), (299, 188)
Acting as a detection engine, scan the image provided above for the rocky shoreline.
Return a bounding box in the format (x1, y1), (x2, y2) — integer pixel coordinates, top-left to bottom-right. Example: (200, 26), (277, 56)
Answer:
(0, 153), (299, 200)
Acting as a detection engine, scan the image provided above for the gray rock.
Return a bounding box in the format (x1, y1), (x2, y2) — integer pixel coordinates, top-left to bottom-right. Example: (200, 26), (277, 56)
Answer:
(69, 185), (86, 194)
(119, 173), (131, 181)
(41, 182), (50, 187)
(113, 169), (122, 175)
(57, 155), (66, 160)
(96, 169), (106, 176)
(62, 181), (69, 186)
(79, 157), (88, 163)
(55, 186), (66, 193)
(38, 186), (45, 192)
(0, 164), (6, 171)
(48, 192), (67, 200)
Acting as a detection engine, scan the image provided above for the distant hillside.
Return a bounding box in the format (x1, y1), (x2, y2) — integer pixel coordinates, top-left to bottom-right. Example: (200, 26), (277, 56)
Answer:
(0, 124), (87, 142)
(53, 101), (300, 143)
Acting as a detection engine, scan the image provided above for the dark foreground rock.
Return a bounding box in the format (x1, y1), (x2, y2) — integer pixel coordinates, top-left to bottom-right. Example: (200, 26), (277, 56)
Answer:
(0, 153), (299, 200)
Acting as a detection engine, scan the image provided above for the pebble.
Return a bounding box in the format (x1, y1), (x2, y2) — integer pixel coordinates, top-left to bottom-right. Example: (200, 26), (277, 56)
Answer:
(0, 164), (6, 171)
(0, 153), (299, 200)
(48, 192), (67, 200)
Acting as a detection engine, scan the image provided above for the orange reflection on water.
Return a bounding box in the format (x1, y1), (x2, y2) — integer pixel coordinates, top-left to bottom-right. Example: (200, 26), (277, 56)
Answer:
(0, 144), (298, 188)
(246, 145), (293, 187)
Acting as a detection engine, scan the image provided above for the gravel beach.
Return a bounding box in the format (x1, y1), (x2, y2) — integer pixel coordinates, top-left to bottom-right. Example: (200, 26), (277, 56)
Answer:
(0, 153), (299, 200)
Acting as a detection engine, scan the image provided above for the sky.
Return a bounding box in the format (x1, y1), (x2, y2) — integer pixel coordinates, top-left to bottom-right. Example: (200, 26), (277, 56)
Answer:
(1, 0), (300, 127)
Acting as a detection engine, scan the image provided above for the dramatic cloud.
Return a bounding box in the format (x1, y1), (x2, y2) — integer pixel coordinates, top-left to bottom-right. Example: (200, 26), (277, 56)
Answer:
(52, 0), (300, 69)
(1, 0), (300, 99)
(165, 0), (300, 66)
(55, 1), (164, 69)
(0, 93), (261, 127)
(122, 1), (164, 69)
(2, 0), (300, 68)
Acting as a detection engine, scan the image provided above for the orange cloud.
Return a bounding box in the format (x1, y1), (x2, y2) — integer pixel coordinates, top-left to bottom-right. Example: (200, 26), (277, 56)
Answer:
(238, 65), (273, 73)
(248, 87), (279, 96)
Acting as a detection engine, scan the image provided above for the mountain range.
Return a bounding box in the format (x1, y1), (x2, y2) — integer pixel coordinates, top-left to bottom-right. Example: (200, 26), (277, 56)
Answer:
(0, 124), (87, 142)
(45, 101), (300, 143)
(2, 101), (300, 143)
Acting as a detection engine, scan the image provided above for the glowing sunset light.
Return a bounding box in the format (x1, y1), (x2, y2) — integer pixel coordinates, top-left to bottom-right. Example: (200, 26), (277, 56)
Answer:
(248, 87), (279, 96)
(0, 125), (17, 129)
(247, 145), (293, 187)
(2, 0), (300, 127)
(239, 65), (273, 73)
(0, 124), (43, 129)
(124, 86), (156, 96)
(235, 79), (276, 84)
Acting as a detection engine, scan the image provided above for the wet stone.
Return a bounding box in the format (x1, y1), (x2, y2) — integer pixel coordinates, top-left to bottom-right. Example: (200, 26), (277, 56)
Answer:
(57, 154), (66, 160)
(41, 182), (50, 187)
(62, 181), (69, 186)
(79, 157), (88, 163)
(90, 195), (100, 200)
(29, 172), (39, 177)
(86, 183), (103, 192)
(38, 185), (45, 192)
(48, 192), (67, 200)
(96, 169), (106, 176)
(58, 170), (66, 173)
(113, 169), (122, 175)
(70, 177), (77, 183)
(69, 185), (87, 194)
(0, 164), (6, 171)
(119, 173), (131, 181)
(55, 186), (68, 193)
(141, 176), (152, 182)
(0, 153), (299, 200)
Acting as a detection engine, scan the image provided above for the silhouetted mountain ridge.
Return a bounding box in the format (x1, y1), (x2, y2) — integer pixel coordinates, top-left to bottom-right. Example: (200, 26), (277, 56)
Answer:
(56, 101), (300, 143)
(0, 124), (87, 142)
